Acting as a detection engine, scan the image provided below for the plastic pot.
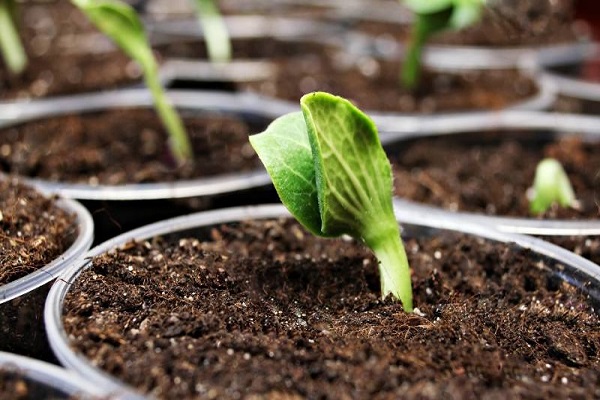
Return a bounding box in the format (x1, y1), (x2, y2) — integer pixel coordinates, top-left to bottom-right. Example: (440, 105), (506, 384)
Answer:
(0, 88), (297, 242)
(44, 203), (600, 396)
(378, 110), (600, 236)
(539, 42), (600, 114)
(0, 352), (117, 399)
(0, 185), (93, 362)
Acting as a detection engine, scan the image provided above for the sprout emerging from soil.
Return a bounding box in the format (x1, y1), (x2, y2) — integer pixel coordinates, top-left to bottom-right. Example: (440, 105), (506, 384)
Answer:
(0, 0), (27, 74)
(250, 92), (413, 311)
(401, 0), (484, 89)
(192, 0), (231, 63)
(529, 158), (576, 215)
(71, 0), (193, 164)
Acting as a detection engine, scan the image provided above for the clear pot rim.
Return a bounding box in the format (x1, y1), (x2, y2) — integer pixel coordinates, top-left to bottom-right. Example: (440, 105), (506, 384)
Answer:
(44, 203), (600, 396)
(0, 190), (93, 304)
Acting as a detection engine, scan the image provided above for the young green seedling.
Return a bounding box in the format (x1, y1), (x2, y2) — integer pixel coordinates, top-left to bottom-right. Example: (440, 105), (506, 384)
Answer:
(529, 158), (576, 215)
(71, 0), (193, 164)
(191, 0), (231, 63)
(250, 92), (413, 311)
(0, 0), (27, 74)
(401, 0), (484, 89)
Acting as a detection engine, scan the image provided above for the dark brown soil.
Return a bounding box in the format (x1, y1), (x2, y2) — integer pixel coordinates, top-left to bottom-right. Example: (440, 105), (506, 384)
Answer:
(547, 236), (600, 270)
(0, 177), (76, 285)
(242, 59), (537, 113)
(0, 369), (68, 400)
(390, 132), (600, 219)
(356, 0), (578, 47)
(63, 218), (600, 399)
(0, 0), (139, 101)
(0, 177), (76, 362)
(0, 108), (262, 185)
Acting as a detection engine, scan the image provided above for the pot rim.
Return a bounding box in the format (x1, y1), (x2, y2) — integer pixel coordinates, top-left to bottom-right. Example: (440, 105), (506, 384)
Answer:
(538, 42), (600, 100)
(0, 186), (94, 304)
(0, 88), (297, 200)
(44, 203), (600, 396)
(0, 351), (116, 399)
(377, 109), (600, 236)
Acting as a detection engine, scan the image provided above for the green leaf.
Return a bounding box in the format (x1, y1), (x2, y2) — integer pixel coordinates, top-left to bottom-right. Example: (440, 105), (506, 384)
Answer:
(249, 112), (322, 235)
(250, 92), (413, 311)
(70, 0), (154, 68)
(301, 92), (396, 239)
(71, 0), (193, 164)
(529, 158), (576, 215)
(0, 0), (27, 74)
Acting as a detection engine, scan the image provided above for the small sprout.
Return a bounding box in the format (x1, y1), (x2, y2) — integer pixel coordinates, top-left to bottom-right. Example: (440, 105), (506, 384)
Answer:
(529, 158), (576, 215)
(192, 0), (231, 63)
(0, 0), (27, 74)
(401, 0), (484, 89)
(250, 92), (413, 311)
(71, 0), (193, 164)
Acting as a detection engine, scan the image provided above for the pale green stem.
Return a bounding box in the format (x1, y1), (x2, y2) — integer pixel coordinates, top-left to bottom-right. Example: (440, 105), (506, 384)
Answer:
(366, 222), (413, 312)
(0, 0), (27, 74)
(193, 0), (231, 63)
(143, 62), (193, 164)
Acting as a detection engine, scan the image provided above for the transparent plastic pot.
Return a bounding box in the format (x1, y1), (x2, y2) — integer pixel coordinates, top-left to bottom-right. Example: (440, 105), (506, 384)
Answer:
(45, 203), (600, 396)
(0, 88), (299, 243)
(0, 189), (93, 361)
(376, 109), (600, 236)
(0, 351), (122, 399)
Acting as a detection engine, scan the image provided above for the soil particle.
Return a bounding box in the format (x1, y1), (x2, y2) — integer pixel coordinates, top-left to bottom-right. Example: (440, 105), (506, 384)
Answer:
(0, 369), (69, 400)
(63, 218), (600, 399)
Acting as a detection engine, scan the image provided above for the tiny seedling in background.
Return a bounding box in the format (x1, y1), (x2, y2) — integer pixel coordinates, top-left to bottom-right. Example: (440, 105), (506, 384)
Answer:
(0, 0), (27, 74)
(529, 158), (576, 215)
(401, 0), (484, 89)
(71, 0), (193, 164)
(250, 92), (413, 311)
(192, 0), (231, 63)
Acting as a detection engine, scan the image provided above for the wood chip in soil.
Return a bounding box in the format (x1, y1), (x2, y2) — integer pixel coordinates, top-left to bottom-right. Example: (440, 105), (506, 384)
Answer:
(63, 218), (600, 399)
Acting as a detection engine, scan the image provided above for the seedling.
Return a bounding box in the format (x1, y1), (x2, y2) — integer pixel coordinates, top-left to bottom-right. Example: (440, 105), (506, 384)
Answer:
(529, 158), (576, 215)
(0, 0), (27, 74)
(192, 0), (231, 63)
(401, 0), (484, 89)
(71, 0), (193, 164)
(250, 92), (413, 311)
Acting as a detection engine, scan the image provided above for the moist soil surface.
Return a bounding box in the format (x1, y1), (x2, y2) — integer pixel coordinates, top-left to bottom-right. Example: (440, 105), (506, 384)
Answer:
(355, 0), (579, 47)
(63, 218), (600, 399)
(390, 132), (599, 220)
(0, 108), (262, 185)
(0, 0), (139, 101)
(0, 177), (76, 286)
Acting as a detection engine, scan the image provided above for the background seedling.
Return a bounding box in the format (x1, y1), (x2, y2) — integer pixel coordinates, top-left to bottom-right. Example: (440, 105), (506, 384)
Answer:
(529, 158), (576, 215)
(401, 0), (484, 89)
(250, 92), (413, 311)
(0, 0), (27, 74)
(192, 0), (231, 63)
(71, 0), (193, 164)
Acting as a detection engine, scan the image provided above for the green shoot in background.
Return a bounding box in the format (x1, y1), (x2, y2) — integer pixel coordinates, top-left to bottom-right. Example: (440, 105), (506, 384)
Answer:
(0, 0), (27, 74)
(71, 0), (193, 164)
(192, 0), (231, 63)
(529, 158), (576, 215)
(401, 0), (484, 89)
(250, 92), (413, 311)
